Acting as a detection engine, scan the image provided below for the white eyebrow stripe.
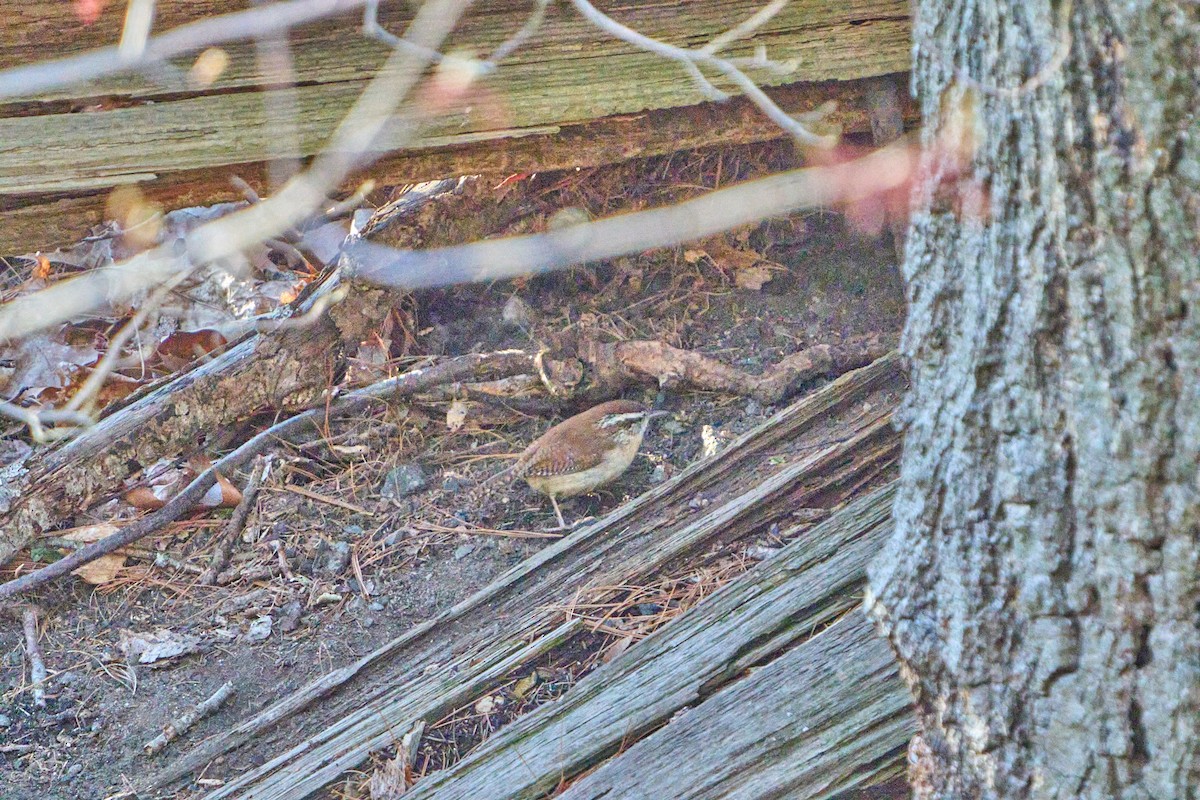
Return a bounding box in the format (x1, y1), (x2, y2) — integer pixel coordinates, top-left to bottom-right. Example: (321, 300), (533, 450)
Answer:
(598, 412), (645, 428)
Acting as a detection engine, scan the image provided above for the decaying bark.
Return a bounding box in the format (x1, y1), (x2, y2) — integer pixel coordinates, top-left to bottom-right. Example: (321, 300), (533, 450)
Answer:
(868, 2), (1200, 798)
(0, 316), (350, 568)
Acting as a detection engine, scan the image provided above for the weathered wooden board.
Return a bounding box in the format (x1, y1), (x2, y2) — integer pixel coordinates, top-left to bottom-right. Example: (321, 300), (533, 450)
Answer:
(0, 0), (911, 251)
(145, 354), (905, 798)
(555, 616), (910, 800)
(401, 485), (913, 800)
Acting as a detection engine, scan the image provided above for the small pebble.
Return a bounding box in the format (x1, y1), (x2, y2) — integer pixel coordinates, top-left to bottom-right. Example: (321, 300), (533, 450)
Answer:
(453, 543), (476, 560)
(501, 295), (533, 328)
(0, 714), (11, 727)
(244, 615), (274, 643)
(368, 601), (386, 612)
(381, 463), (429, 499)
(649, 464), (668, 484)
(279, 600), (303, 633)
(321, 541), (352, 576)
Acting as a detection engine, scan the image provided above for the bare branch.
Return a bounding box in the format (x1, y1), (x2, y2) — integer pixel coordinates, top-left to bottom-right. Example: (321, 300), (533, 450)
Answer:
(485, 0), (552, 66)
(22, 607), (47, 708)
(63, 274), (184, 418)
(347, 141), (917, 291)
(118, 0), (158, 61)
(253, 0), (304, 189)
(0, 350), (536, 601)
(955, 0), (1073, 99)
(569, 0), (833, 146)
(0, 0), (470, 345)
(362, 0), (447, 63)
(0, 0), (371, 100)
(0, 401), (93, 444)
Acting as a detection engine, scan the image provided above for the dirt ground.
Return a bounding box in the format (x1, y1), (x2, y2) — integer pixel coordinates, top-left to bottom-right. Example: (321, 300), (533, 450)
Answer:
(0, 143), (905, 800)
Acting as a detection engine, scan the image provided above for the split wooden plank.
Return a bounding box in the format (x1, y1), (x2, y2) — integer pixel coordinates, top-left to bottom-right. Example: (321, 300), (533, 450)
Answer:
(554, 616), (910, 800)
(146, 353), (905, 798)
(0, 79), (917, 253)
(401, 484), (913, 800)
(0, 0), (911, 251)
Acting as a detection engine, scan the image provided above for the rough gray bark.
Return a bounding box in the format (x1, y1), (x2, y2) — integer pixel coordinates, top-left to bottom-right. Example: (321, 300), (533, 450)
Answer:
(868, 1), (1200, 799)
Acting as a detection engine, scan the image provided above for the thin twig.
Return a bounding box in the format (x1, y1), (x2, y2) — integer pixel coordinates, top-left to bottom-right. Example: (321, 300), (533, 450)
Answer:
(0, 402), (93, 444)
(484, 0), (552, 67)
(143, 681), (235, 755)
(569, 0), (831, 146)
(200, 456), (270, 585)
(22, 607), (47, 708)
(118, 0), (158, 61)
(700, 0), (790, 56)
(37, 537), (204, 576)
(954, 0), (1073, 99)
(66, 274), (185, 417)
(252, 0), (303, 188)
(0, 350), (536, 600)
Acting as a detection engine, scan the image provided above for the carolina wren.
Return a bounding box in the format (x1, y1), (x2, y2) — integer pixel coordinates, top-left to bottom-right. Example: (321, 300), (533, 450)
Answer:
(514, 399), (667, 529)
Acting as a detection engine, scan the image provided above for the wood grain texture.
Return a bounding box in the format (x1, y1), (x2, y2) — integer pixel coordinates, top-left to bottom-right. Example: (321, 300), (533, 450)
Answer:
(402, 486), (913, 800)
(0, 79), (917, 252)
(553, 614), (912, 800)
(0, 0), (911, 251)
(146, 354), (905, 799)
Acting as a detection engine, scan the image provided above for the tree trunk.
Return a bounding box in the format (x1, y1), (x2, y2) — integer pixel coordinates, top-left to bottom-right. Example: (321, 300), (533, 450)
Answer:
(867, 2), (1200, 799)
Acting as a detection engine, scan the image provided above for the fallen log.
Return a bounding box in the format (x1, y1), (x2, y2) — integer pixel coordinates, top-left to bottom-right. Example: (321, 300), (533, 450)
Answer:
(402, 485), (913, 800)
(143, 352), (905, 798)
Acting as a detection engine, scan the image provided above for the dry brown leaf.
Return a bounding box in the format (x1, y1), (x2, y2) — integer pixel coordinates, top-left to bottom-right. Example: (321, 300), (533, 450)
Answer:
(702, 235), (763, 272)
(156, 329), (228, 363)
(119, 628), (203, 666)
(59, 524), (126, 584)
(125, 462), (242, 510)
(0, 332), (99, 401)
(511, 671), (540, 698)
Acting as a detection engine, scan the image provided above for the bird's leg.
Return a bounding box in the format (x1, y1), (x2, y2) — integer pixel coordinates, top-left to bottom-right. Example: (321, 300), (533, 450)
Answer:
(549, 495), (568, 531)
